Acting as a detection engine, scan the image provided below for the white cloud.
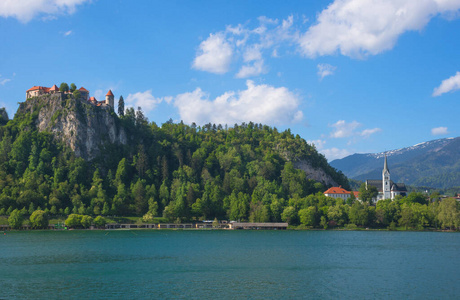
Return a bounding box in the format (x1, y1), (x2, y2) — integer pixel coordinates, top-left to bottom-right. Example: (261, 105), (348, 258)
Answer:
(431, 126), (448, 135)
(307, 139), (327, 151)
(236, 60), (266, 78)
(317, 63), (336, 79)
(432, 71), (460, 96)
(299, 0), (460, 58)
(0, 0), (90, 23)
(360, 128), (382, 138)
(330, 120), (361, 138)
(126, 90), (168, 112)
(64, 30), (72, 36)
(174, 80), (303, 125)
(321, 147), (352, 161)
(192, 15), (299, 77)
(192, 33), (233, 74)
(330, 120), (381, 139)
(0, 78), (11, 85)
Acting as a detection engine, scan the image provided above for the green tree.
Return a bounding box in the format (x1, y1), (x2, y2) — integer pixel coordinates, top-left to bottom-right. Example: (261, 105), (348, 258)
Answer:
(281, 206), (297, 225)
(118, 95), (125, 116)
(29, 210), (49, 229)
(59, 82), (69, 92)
(81, 215), (93, 228)
(299, 206), (317, 227)
(358, 183), (378, 204)
(93, 216), (107, 228)
(70, 83), (77, 92)
(65, 214), (82, 228)
(437, 198), (460, 230)
(8, 209), (24, 229)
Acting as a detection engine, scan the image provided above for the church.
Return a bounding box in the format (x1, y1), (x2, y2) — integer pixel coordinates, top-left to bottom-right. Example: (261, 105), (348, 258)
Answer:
(365, 154), (407, 201)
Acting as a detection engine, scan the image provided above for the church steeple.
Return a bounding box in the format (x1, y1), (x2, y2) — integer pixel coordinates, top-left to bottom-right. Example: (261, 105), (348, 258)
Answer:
(382, 153), (391, 200)
(383, 153), (390, 174)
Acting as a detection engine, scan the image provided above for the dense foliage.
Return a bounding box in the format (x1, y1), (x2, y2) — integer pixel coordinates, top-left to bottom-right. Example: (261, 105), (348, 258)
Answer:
(0, 99), (351, 223)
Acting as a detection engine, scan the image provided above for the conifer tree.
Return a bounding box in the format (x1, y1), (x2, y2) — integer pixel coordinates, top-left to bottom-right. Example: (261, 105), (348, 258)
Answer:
(118, 95), (125, 116)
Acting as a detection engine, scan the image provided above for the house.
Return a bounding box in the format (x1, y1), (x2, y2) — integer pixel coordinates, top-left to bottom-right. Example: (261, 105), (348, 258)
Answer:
(365, 154), (407, 201)
(324, 186), (358, 200)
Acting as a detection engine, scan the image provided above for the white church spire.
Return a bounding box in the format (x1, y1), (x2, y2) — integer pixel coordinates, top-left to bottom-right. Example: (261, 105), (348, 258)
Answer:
(382, 153), (391, 199)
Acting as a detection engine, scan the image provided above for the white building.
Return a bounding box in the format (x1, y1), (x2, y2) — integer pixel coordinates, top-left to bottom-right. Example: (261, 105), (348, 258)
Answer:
(365, 154), (407, 201)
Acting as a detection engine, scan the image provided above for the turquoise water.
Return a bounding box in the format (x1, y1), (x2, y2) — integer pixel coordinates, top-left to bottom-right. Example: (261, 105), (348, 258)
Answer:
(1, 230), (459, 299)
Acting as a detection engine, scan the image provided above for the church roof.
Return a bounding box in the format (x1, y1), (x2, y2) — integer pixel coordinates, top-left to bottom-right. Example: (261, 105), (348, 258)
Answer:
(79, 87), (89, 92)
(365, 180), (407, 192)
(366, 180), (383, 192)
(106, 90), (113, 96)
(49, 85), (59, 91)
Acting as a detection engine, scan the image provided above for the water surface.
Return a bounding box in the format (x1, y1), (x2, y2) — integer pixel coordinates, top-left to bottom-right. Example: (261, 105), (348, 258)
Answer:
(1, 230), (459, 299)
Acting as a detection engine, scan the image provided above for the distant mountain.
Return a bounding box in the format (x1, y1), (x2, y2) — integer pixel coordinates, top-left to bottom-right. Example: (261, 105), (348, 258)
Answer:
(330, 137), (460, 189)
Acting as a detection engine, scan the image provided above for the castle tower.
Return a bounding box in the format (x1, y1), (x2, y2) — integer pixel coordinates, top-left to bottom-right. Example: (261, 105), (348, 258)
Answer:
(382, 153), (391, 199)
(105, 90), (114, 108)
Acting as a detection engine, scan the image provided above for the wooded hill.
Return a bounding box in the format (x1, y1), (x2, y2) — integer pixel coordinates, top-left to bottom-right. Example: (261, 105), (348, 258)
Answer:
(0, 93), (350, 222)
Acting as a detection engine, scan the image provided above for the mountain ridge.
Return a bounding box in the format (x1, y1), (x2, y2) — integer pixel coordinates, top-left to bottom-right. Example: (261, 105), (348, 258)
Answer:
(330, 137), (460, 189)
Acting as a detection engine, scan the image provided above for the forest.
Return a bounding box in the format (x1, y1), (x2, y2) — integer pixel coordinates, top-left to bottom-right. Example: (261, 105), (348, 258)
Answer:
(0, 93), (458, 230)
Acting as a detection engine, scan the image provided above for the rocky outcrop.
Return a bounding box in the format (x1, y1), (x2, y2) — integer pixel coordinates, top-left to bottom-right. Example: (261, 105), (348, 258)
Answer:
(18, 94), (127, 160)
(293, 159), (338, 187)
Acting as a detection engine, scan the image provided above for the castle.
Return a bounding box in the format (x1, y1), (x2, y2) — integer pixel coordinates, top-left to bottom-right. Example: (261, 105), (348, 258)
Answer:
(26, 85), (114, 108)
(365, 154), (407, 201)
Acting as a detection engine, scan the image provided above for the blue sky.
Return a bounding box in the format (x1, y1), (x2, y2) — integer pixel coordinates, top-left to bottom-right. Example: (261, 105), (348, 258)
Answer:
(1, 0), (459, 161)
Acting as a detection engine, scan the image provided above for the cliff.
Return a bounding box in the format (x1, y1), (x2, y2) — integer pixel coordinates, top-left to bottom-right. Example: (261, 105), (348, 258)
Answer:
(293, 160), (338, 187)
(17, 94), (127, 160)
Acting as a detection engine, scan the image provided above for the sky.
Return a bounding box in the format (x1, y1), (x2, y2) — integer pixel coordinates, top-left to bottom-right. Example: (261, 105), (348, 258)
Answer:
(0, 0), (459, 161)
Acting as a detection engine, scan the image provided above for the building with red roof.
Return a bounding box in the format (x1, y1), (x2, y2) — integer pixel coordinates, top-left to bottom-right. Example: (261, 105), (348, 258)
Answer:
(324, 186), (358, 200)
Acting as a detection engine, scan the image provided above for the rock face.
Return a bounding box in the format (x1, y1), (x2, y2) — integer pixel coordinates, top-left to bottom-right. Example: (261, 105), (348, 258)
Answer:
(293, 159), (338, 187)
(18, 94), (127, 160)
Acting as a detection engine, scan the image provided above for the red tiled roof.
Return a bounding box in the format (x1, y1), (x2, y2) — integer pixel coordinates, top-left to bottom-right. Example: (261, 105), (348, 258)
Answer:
(324, 186), (350, 195)
(49, 85), (59, 91)
(106, 90), (113, 96)
(27, 86), (50, 92)
(89, 96), (97, 101)
(79, 87), (89, 92)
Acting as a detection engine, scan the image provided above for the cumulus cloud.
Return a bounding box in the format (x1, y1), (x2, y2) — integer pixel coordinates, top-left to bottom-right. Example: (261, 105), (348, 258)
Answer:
(174, 80), (303, 125)
(236, 60), (267, 78)
(192, 15), (299, 77)
(432, 71), (460, 96)
(299, 0), (460, 58)
(192, 33), (233, 74)
(126, 90), (169, 112)
(330, 120), (381, 139)
(431, 126), (448, 135)
(317, 63), (336, 80)
(193, 1), (460, 76)
(0, 0), (90, 23)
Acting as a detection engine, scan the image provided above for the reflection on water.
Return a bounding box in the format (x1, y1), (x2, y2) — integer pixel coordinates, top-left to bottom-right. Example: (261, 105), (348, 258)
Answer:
(1, 230), (459, 299)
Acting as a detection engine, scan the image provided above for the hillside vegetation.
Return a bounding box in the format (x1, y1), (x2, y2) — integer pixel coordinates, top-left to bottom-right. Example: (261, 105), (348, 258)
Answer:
(0, 94), (350, 222)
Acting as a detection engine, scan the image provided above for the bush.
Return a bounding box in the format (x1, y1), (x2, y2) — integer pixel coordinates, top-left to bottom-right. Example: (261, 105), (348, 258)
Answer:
(94, 216), (107, 228)
(29, 210), (49, 229)
(8, 209), (24, 229)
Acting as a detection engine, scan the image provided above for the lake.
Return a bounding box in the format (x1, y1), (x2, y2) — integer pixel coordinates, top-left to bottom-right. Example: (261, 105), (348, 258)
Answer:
(1, 230), (459, 299)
